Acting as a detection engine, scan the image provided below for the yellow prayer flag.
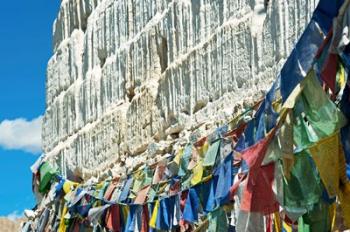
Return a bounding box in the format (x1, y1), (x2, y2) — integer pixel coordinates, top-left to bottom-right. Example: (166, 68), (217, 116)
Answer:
(174, 148), (184, 165)
(121, 205), (129, 224)
(63, 181), (78, 194)
(338, 144), (350, 228)
(309, 133), (340, 198)
(58, 206), (68, 232)
(282, 82), (304, 109)
(197, 141), (209, 158)
(191, 161), (204, 186)
(149, 200), (160, 228)
(282, 222), (292, 232)
(273, 212), (282, 232)
(337, 61), (346, 90)
(338, 182), (350, 228)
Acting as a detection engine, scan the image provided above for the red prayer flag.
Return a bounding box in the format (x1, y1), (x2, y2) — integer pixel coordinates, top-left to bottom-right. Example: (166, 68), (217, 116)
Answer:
(240, 131), (279, 215)
(141, 205), (149, 232)
(134, 185), (151, 204)
(105, 204), (121, 232)
(321, 53), (338, 94)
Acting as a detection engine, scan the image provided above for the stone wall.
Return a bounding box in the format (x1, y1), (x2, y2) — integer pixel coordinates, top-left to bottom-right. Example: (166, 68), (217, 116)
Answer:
(43, 0), (319, 178)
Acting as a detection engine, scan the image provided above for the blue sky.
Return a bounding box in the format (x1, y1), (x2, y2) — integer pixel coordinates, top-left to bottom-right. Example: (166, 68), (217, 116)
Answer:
(0, 1), (60, 216)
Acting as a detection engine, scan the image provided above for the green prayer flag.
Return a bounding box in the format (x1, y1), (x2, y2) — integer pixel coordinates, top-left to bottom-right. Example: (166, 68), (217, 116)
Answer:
(203, 139), (221, 167)
(131, 170), (146, 196)
(39, 162), (57, 193)
(283, 151), (322, 210)
(298, 216), (311, 232)
(144, 167), (154, 186)
(181, 173), (193, 190)
(293, 71), (347, 150)
(298, 201), (331, 232)
(147, 185), (159, 203)
(208, 208), (228, 232)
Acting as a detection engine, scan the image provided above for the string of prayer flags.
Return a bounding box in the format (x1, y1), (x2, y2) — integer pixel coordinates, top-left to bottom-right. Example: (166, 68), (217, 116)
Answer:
(23, 1), (350, 231)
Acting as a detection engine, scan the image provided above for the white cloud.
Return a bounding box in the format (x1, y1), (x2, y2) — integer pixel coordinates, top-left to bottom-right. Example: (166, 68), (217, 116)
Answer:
(0, 116), (42, 154)
(5, 210), (23, 221)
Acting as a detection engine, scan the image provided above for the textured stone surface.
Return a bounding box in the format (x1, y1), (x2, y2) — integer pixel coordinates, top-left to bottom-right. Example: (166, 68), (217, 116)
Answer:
(43, 0), (319, 178)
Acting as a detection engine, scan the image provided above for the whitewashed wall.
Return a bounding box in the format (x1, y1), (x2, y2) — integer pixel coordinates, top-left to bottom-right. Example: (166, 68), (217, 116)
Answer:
(43, 0), (319, 178)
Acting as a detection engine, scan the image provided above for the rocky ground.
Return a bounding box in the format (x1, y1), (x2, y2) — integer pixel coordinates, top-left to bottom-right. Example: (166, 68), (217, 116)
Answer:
(0, 218), (24, 232)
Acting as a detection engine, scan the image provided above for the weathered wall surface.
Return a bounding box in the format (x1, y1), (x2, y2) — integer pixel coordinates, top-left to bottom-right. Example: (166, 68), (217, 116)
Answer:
(43, 0), (319, 178)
